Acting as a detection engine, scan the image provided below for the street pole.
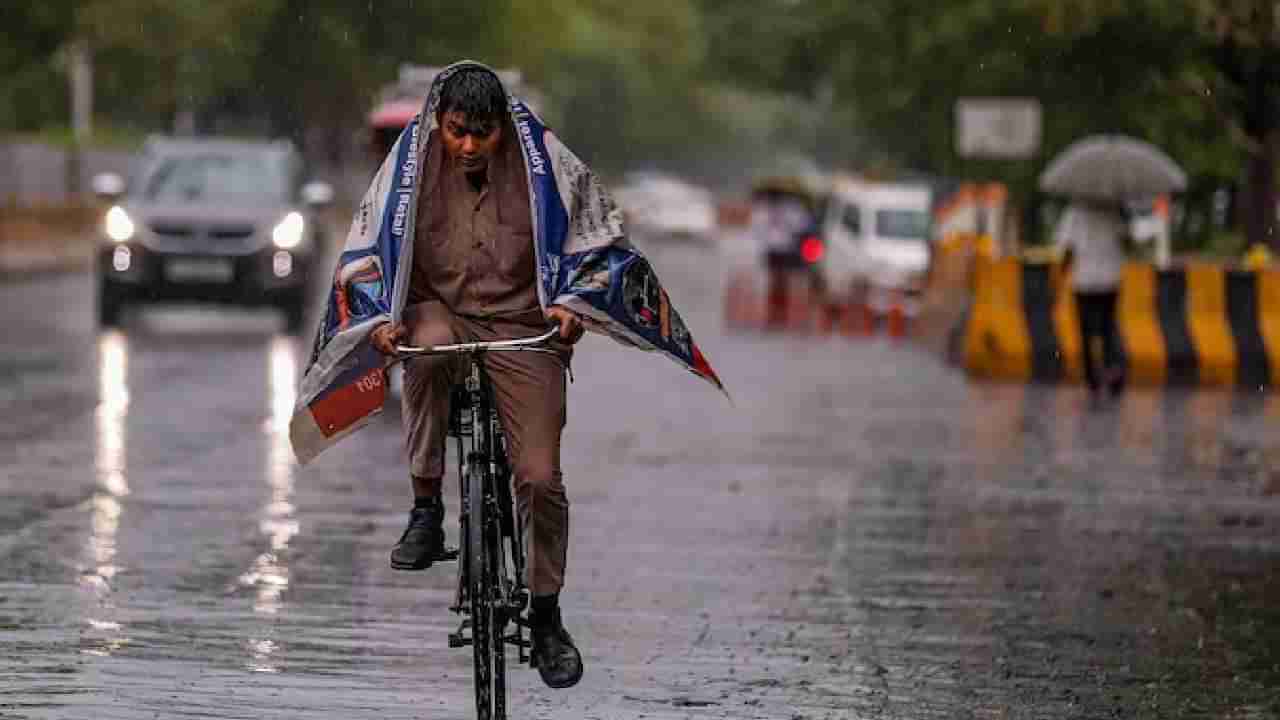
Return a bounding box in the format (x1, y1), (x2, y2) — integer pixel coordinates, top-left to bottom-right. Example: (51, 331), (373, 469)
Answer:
(68, 39), (93, 199)
(173, 53), (197, 137)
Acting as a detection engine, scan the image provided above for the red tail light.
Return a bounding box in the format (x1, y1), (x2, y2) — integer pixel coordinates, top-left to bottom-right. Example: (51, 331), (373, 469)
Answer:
(800, 236), (824, 263)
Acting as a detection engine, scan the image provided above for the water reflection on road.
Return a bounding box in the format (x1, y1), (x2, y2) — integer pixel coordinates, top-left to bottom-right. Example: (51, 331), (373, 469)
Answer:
(83, 330), (130, 657)
(239, 336), (299, 672)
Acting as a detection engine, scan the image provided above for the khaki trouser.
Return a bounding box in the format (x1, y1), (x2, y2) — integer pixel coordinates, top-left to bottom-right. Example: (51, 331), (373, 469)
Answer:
(401, 300), (569, 595)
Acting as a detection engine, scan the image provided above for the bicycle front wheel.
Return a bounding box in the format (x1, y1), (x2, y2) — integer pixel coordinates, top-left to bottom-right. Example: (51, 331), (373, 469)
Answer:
(467, 466), (506, 719)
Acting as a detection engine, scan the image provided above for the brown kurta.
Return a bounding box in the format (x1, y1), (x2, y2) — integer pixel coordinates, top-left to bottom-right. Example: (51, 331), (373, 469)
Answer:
(401, 130), (569, 595)
(410, 133), (540, 321)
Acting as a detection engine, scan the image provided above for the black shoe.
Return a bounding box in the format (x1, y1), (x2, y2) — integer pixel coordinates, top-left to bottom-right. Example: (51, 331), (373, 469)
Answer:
(389, 500), (445, 571)
(529, 609), (584, 689)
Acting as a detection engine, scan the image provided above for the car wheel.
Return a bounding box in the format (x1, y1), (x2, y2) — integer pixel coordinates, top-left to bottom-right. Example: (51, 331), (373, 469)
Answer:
(98, 285), (124, 328)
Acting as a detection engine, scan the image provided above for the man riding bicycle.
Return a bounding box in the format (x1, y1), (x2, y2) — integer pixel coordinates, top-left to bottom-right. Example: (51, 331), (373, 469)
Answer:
(292, 60), (725, 699)
(367, 68), (585, 689)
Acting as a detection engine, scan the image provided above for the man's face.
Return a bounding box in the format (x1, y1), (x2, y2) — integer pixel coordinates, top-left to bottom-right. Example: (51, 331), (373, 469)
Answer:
(438, 110), (502, 173)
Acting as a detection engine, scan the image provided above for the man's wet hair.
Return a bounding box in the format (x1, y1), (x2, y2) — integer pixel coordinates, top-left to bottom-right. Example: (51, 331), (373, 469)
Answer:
(438, 68), (507, 124)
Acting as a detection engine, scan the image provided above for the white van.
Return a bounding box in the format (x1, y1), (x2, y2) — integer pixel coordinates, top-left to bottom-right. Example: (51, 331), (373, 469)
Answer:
(815, 177), (933, 303)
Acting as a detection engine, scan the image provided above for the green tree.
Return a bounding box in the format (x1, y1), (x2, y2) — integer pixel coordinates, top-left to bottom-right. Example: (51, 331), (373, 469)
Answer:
(500, 0), (712, 174)
(0, 3), (77, 131)
(701, 0), (1276, 248)
(1196, 0), (1280, 248)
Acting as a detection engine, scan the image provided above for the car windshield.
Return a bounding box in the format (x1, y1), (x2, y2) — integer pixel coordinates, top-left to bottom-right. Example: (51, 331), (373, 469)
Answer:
(142, 153), (289, 205)
(875, 209), (930, 240)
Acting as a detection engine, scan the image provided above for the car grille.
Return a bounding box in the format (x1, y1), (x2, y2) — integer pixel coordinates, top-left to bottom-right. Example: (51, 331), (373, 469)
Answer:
(209, 224), (255, 240)
(149, 223), (195, 240)
(147, 222), (259, 253)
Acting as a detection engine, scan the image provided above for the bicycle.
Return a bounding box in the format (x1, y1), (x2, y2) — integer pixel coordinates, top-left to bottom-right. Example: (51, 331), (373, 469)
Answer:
(394, 327), (561, 720)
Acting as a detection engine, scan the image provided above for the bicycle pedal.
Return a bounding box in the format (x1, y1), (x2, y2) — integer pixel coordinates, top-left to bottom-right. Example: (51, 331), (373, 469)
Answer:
(448, 632), (472, 648)
(434, 545), (460, 562)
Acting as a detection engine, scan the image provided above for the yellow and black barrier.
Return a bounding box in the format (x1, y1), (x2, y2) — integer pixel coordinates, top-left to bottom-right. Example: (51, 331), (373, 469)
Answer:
(923, 250), (1280, 389)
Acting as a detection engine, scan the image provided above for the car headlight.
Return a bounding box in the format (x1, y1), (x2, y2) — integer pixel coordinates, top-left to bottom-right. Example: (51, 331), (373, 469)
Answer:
(272, 211), (305, 249)
(104, 206), (135, 242)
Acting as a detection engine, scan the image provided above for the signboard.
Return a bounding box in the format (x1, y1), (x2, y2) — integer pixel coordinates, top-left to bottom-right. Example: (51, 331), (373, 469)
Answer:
(955, 98), (1042, 159)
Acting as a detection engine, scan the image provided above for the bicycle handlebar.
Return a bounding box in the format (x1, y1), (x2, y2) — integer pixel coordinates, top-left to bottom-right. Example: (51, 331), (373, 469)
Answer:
(394, 327), (560, 358)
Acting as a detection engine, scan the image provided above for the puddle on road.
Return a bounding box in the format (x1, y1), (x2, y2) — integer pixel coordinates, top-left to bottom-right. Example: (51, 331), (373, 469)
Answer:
(812, 383), (1280, 716)
(237, 337), (298, 674)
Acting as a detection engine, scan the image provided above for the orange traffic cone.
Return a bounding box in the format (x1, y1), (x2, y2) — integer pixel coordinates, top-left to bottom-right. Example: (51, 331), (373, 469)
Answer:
(765, 269), (789, 331)
(885, 290), (907, 339)
(815, 301), (834, 335)
(785, 274), (814, 334)
(723, 270), (746, 329)
(840, 281), (871, 337)
(724, 269), (770, 330)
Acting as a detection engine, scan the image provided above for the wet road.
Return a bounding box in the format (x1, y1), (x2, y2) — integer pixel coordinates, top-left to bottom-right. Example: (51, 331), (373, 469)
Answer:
(1, 241), (1278, 719)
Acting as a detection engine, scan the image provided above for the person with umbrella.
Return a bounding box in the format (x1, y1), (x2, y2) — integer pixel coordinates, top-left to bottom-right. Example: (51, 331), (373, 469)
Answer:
(1053, 198), (1129, 397)
(1039, 135), (1188, 400)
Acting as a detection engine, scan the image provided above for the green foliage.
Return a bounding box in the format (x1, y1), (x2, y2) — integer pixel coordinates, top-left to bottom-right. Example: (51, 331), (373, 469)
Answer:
(0, 1), (718, 173)
(0, 0), (1274, 233)
(696, 0), (1278, 243)
(0, 2), (76, 129)
(1204, 229), (1248, 258)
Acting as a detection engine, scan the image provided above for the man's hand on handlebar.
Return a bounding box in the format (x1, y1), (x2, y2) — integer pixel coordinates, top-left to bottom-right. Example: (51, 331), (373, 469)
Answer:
(546, 305), (585, 344)
(373, 308), (580, 355)
(370, 322), (408, 356)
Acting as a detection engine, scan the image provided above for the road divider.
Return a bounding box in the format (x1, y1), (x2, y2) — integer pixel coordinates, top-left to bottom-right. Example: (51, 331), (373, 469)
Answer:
(918, 239), (1280, 388)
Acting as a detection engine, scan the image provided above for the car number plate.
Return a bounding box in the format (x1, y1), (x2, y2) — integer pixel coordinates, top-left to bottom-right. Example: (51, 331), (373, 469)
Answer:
(165, 258), (233, 283)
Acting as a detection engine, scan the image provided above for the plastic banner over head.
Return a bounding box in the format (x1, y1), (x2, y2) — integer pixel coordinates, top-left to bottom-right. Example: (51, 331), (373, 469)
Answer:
(290, 60), (725, 465)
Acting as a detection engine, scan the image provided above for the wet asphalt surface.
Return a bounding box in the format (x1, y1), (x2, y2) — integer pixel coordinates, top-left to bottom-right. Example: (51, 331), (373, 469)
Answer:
(1, 238), (1279, 719)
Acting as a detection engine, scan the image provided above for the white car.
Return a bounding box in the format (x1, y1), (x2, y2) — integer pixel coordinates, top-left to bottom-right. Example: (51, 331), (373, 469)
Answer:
(612, 172), (716, 242)
(814, 177), (933, 303)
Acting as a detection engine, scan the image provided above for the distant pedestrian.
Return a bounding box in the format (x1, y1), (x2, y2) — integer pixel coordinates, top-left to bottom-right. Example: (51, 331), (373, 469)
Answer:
(1054, 199), (1128, 398)
(750, 186), (813, 328)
